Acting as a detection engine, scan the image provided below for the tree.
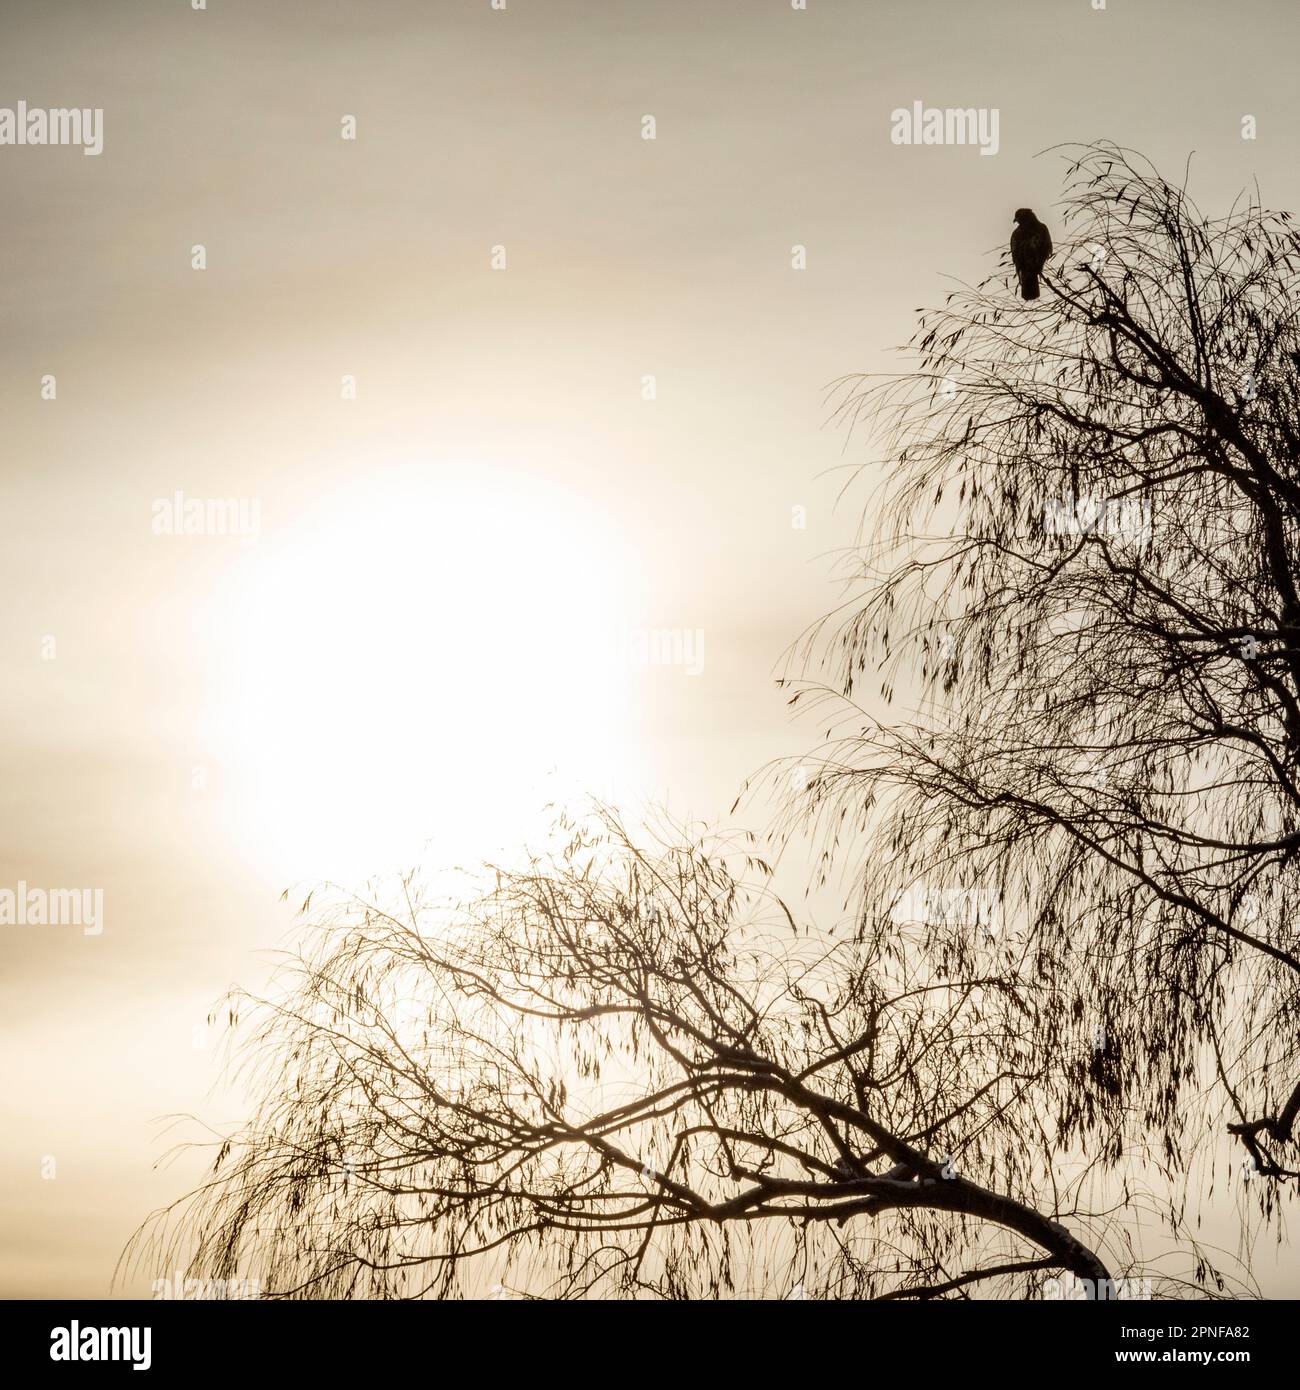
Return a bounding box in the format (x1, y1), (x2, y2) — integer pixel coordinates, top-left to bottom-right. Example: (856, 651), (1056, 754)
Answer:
(780, 142), (1300, 1225)
(125, 808), (1132, 1300)
(129, 142), (1283, 1300)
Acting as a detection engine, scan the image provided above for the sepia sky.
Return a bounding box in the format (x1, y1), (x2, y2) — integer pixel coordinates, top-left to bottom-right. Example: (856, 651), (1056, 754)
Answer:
(3, 0), (1299, 1297)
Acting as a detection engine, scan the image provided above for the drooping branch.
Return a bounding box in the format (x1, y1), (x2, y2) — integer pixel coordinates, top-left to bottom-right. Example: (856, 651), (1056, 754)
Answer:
(123, 807), (1123, 1299)
(772, 142), (1300, 1208)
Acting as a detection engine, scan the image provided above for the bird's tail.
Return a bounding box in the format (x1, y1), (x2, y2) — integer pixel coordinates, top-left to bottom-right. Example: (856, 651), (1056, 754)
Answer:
(1019, 271), (1040, 301)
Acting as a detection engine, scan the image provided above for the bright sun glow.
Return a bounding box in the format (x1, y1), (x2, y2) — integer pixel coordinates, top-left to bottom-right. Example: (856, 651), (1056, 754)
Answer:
(204, 460), (634, 885)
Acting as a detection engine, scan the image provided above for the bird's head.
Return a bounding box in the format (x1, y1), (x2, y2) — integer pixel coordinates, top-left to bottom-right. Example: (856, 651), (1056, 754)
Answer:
(1013, 207), (1036, 225)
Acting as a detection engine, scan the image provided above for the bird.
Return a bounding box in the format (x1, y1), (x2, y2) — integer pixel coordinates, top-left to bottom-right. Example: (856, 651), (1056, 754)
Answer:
(1010, 208), (1052, 300)
(831, 1156), (859, 1183)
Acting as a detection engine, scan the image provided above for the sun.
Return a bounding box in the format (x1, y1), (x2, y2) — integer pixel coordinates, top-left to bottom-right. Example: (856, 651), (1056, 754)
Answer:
(203, 459), (634, 884)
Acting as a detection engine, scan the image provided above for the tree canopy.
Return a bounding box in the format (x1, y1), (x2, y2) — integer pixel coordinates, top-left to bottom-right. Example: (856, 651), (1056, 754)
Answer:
(130, 143), (1299, 1298)
(785, 142), (1300, 1215)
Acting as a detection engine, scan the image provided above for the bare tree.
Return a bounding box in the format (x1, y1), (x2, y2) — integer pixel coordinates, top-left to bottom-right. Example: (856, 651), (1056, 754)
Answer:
(779, 142), (1300, 1219)
(125, 808), (1137, 1300)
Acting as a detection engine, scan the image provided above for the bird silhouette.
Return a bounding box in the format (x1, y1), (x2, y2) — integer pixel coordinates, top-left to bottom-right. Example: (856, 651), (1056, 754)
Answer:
(1011, 208), (1052, 300)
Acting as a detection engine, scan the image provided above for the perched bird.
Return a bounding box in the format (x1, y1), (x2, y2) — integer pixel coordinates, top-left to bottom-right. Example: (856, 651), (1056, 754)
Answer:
(1010, 208), (1052, 300)
(832, 1156), (858, 1183)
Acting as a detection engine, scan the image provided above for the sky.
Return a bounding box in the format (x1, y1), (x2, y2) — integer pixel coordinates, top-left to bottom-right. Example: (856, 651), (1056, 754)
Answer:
(2, 0), (1299, 1297)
